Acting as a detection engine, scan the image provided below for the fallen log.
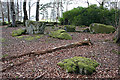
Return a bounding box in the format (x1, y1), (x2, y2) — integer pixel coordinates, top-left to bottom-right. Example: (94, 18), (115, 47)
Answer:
(1, 39), (92, 62)
(0, 39), (92, 72)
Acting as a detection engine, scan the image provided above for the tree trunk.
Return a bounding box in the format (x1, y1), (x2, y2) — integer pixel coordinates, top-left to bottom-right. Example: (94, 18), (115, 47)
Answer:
(36, 0), (40, 21)
(56, 0), (60, 22)
(28, 0), (31, 20)
(0, 0), (4, 22)
(16, 0), (19, 21)
(60, 0), (63, 17)
(20, 1), (22, 21)
(10, 0), (16, 27)
(23, 0), (28, 26)
(87, 0), (89, 7)
(7, 0), (10, 23)
(116, 16), (120, 43)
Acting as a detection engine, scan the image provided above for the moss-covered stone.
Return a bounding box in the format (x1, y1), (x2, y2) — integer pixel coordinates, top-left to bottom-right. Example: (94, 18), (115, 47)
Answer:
(83, 28), (90, 33)
(49, 29), (72, 40)
(11, 28), (26, 37)
(25, 20), (46, 34)
(90, 23), (115, 34)
(57, 56), (99, 75)
(57, 33), (72, 40)
(64, 25), (76, 32)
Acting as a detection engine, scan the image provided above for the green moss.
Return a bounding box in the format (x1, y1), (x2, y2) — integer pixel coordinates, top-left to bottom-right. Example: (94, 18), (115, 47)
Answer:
(49, 29), (65, 38)
(0, 38), (5, 42)
(0, 54), (8, 58)
(11, 28), (26, 37)
(113, 37), (117, 43)
(57, 56), (99, 75)
(16, 36), (24, 39)
(24, 36), (34, 41)
(57, 33), (72, 40)
(80, 25), (86, 27)
(90, 23), (115, 34)
(64, 25), (76, 32)
(111, 49), (120, 54)
(35, 35), (43, 39)
(49, 29), (72, 40)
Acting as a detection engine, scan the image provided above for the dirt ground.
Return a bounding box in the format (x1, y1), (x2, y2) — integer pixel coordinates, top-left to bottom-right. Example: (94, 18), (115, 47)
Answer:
(0, 26), (120, 79)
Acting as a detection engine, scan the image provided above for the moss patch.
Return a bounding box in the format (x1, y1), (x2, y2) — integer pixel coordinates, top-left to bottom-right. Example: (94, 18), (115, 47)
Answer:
(35, 35), (43, 39)
(111, 49), (120, 54)
(24, 36), (34, 41)
(11, 28), (26, 37)
(0, 54), (8, 58)
(57, 56), (99, 75)
(24, 35), (43, 41)
(0, 38), (5, 42)
(49, 29), (72, 40)
(16, 36), (24, 39)
(90, 23), (115, 34)
(57, 33), (72, 40)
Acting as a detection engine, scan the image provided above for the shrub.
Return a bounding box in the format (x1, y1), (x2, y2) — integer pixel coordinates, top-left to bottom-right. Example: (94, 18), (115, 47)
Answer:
(11, 28), (26, 37)
(59, 4), (120, 26)
(57, 56), (99, 75)
(90, 23), (115, 34)
(64, 25), (76, 32)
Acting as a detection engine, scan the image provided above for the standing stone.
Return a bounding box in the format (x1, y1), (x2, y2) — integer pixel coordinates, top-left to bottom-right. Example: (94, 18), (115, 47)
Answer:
(25, 20), (46, 34)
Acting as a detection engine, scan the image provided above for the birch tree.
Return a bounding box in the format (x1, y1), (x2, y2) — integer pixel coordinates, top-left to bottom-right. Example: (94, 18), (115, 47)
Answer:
(0, 0), (4, 22)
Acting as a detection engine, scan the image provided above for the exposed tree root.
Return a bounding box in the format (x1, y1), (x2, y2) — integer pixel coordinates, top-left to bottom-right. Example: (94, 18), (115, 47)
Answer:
(1, 40), (92, 72)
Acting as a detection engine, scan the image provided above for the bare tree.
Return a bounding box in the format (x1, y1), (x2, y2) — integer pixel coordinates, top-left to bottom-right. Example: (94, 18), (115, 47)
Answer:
(96, 0), (105, 7)
(36, 0), (40, 21)
(86, 0), (90, 6)
(23, 0), (28, 25)
(20, 1), (22, 21)
(16, 0), (19, 21)
(63, 0), (73, 11)
(50, 0), (56, 21)
(10, 0), (16, 27)
(116, 5), (120, 43)
(60, 0), (63, 17)
(0, 0), (4, 22)
(56, 0), (60, 22)
(28, 0), (31, 20)
(7, 0), (10, 23)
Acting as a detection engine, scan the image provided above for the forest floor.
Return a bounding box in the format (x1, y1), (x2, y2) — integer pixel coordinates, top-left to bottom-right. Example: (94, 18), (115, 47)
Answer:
(1, 25), (120, 79)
